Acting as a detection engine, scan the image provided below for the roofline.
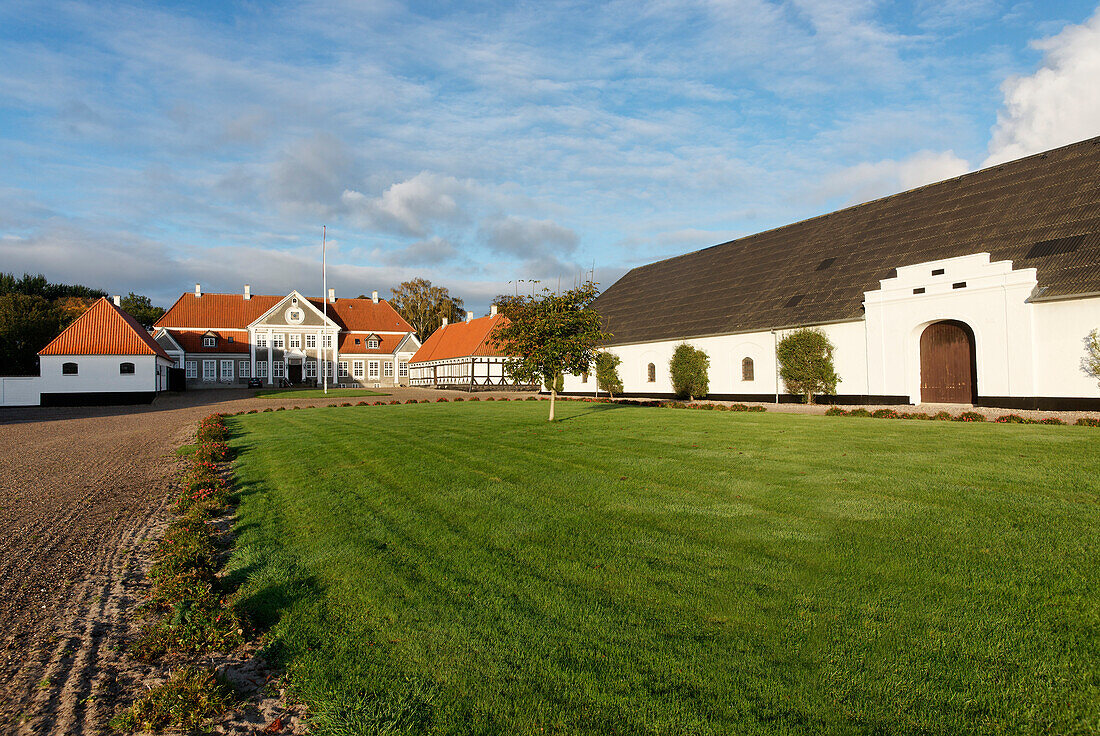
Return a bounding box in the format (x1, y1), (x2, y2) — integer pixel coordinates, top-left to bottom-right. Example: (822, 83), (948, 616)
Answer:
(249, 290), (340, 329)
(622, 134), (1100, 276)
(1029, 290), (1100, 304)
(599, 317), (865, 347)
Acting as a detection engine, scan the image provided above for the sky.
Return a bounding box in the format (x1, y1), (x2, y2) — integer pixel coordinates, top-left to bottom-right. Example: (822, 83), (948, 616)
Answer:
(1, 0), (1098, 313)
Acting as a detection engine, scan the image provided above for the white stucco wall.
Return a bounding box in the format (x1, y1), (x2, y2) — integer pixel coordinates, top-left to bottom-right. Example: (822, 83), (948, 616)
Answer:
(38, 354), (162, 394)
(1031, 296), (1100, 399)
(0, 376), (42, 406)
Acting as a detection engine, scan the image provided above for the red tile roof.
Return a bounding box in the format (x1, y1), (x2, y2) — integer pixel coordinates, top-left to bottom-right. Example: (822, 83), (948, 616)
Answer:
(164, 330), (251, 354)
(155, 292), (415, 334)
(338, 332), (412, 355)
(39, 298), (172, 359)
(410, 315), (509, 363)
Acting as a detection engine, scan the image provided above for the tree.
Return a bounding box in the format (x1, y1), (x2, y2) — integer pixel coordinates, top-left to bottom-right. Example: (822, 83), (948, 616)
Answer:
(776, 328), (840, 404)
(595, 351), (623, 398)
(0, 272), (105, 301)
(669, 344), (709, 401)
(119, 292), (166, 328)
(0, 294), (64, 375)
(388, 278), (465, 341)
(490, 281), (609, 421)
(1085, 329), (1100, 389)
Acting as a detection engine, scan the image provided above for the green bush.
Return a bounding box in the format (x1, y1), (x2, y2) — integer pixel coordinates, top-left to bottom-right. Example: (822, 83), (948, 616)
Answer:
(669, 344), (710, 400)
(595, 352), (624, 397)
(776, 328), (839, 404)
(825, 407), (848, 416)
(955, 411), (986, 423)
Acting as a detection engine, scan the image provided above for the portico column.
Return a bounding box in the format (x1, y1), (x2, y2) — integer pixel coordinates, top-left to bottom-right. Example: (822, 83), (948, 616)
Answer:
(332, 330), (339, 383)
(249, 329), (256, 380)
(267, 328), (274, 385)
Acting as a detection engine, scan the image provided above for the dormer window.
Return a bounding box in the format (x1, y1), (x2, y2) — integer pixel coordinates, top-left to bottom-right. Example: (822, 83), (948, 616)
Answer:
(227, 336), (234, 343)
(203, 336), (216, 347)
(355, 338), (361, 345)
(367, 337), (379, 349)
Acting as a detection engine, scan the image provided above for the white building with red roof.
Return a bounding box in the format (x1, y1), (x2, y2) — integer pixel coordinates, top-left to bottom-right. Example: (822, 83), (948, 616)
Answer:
(153, 284), (420, 388)
(409, 307), (531, 390)
(0, 296), (176, 406)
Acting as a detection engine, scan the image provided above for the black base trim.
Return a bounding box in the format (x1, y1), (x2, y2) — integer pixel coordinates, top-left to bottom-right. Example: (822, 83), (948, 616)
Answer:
(976, 396), (1100, 411)
(40, 391), (159, 407)
(552, 391), (909, 405)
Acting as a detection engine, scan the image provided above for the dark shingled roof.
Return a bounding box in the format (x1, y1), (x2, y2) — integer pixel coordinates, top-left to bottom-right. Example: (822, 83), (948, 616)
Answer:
(595, 136), (1100, 346)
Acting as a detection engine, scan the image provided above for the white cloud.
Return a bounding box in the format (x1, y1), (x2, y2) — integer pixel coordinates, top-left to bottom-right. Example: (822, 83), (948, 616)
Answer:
(342, 173), (472, 237)
(811, 149), (971, 206)
(479, 215), (579, 258)
(985, 8), (1100, 166)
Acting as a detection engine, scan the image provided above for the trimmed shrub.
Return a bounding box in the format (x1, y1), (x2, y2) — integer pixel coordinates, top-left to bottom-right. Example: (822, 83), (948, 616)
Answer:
(931, 411), (953, 421)
(776, 328), (839, 404)
(848, 408), (872, 417)
(669, 344), (710, 400)
(1076, 417), (1100, 427)
(825, 407), (848, 416)
(995, 414), (1027, 423)
(747, 405), (766, 412)
(1040, 417), (1066, 425)
(595, 352), (624, 398)
(872, 409), (899, 419)
(955, 411), (986, 422)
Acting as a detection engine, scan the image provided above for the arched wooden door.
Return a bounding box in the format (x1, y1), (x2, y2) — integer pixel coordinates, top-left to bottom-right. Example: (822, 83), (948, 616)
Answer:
(920, 321), (977, 403)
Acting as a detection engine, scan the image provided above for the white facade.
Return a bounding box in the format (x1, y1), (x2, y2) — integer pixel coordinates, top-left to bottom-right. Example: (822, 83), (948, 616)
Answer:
(409, 356), (514, 387)
(563, 253), (1100, 408)
(2, 354), (174, 407)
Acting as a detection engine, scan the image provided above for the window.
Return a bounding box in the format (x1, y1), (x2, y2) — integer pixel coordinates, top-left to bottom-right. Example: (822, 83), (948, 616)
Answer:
(952, 281), (967, 289)
(399, 361), (408, 377)
(322, 335), (333, 348)
(256, 361), (268, 378)
(119, 362), (135, 375)
(273, 361), (285, 378)
(384, 361), (393, 378)
(203, 336), (216, 347)
(304, 360), (316, 378)
(256, 334), (267, 348)
(203, 360), (216, 382)
(581, 371), (588, 383)
(185, 360), (197, 379)
(354, 338), (360, 345)
(323, 361), (334, 378)
(305, 334), (316, 348)
(272, 334), (285, 348)
(339, 361), (349, 377)
(62, 361), (78, 375)
(353, 360), (364, 378)
(913, 287), (926, 294)
(647, 363), (655, 382)
(368, 360), (380, 378)
(742, 357), (754, 382)
(367, 337), (379, 349)
(931, 268), (945, 276)
(289, 334), (301, 348)
(227, 335), (234, 343)
(239, 361), (250, 378)
(220, 360), (234, 381)
(289, 310), (301, 321)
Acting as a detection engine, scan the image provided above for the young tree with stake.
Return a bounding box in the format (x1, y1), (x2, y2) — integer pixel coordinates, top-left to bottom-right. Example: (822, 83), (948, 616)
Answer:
(491, 281), (608, 421)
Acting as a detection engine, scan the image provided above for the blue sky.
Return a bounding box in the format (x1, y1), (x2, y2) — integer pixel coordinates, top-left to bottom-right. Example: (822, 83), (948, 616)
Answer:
(1, 0), (1098, 311)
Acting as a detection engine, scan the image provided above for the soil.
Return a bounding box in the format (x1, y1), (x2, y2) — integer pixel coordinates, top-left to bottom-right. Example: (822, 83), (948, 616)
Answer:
(1, 387), (1093, 734)
(0, 387), (532, 735)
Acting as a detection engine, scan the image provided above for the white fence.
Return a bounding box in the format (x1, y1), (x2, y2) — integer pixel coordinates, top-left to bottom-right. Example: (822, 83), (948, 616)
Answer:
(0, 376), (41, 407)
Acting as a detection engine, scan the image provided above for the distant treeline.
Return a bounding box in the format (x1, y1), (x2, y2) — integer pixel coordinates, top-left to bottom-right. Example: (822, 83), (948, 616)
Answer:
(0, 272), (165, 376)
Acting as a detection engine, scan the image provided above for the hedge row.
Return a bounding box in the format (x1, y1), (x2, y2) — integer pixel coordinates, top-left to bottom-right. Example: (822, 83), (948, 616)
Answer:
(825, 407), (1097, 426)
(113, 413), (244, 732)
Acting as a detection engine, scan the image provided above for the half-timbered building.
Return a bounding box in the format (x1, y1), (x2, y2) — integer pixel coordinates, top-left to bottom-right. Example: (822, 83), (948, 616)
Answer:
(409, 308), (529, 390)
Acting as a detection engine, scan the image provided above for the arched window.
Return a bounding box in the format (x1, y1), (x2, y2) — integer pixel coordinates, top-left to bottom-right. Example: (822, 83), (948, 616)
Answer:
(120, 362), (135, 375)
(742, 357), (754, 381)
(62, 362), (78, 375)
(647, 363), (656, 382)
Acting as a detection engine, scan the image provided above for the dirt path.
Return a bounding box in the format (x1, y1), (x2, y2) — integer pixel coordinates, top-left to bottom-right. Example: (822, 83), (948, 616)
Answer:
(0, 387), (532, 735)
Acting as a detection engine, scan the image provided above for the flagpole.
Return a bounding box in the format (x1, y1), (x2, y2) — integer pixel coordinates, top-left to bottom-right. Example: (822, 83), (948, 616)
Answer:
(322, 225), (328, 396)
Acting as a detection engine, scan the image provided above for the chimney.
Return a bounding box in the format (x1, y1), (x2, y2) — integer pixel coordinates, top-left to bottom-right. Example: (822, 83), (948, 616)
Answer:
(466, 311), (474, 322)
(328, 288), (336, 303)
(112, 295), (121, 307)
(244, 284), (251, 300)
(195, 283), (201, 298)
(490, 304), (498, 317)
(441, 317), (448, 327)
(371, 290), (379, 303)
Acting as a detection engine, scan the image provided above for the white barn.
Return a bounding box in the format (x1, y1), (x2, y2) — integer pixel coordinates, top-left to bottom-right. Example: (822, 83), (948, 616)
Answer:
(563, 137), (1100, 411)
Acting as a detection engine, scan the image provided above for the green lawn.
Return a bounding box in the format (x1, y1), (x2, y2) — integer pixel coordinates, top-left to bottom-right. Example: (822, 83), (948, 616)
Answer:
(252, 388), (389, 399)
(227, 402), (1100, 735)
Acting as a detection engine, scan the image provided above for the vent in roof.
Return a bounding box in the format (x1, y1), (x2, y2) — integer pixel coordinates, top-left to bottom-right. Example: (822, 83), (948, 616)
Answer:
(1025, 235), (1084, 259)
(815, 257), (836, 271)
(784, 294), (804, 308)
